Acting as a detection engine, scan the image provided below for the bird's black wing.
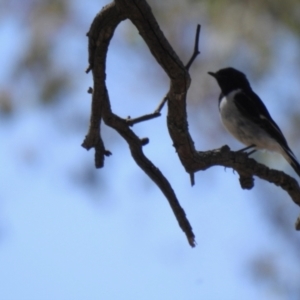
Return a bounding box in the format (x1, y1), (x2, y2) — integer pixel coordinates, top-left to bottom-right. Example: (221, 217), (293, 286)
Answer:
(234, 91), (300, 177)
(233, 90), (289, 148)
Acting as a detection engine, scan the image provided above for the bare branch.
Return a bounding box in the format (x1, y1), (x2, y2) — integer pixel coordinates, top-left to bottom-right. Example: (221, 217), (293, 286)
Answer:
(126, 112), (161, 126)
(83, 0), (300, 246)
(154, 95), (168, 114)
(192, 146), (300, 207)
(83, 0), (195, 246)
(185, 24), (201, 71)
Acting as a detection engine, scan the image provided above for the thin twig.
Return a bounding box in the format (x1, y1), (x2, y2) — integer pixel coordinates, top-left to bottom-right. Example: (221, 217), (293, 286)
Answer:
(126, 112), (161, 126)
(154, 95), (168, 114)
(190, 172), (195, 186)
(185, 24), (201, 71)
(154, 24), (201, 114)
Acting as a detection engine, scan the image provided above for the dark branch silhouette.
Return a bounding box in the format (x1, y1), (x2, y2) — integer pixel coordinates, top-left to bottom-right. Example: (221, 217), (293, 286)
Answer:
(186, 24), (201, 71)
(126, 112), (161, 126)
(82, 0), (300, 246)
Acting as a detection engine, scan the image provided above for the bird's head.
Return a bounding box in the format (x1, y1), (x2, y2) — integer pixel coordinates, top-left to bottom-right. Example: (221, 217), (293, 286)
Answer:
(208, 67), (251, 95)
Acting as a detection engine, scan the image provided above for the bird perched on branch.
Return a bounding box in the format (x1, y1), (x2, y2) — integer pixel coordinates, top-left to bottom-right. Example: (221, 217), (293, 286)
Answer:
(208, 67), (300, 177)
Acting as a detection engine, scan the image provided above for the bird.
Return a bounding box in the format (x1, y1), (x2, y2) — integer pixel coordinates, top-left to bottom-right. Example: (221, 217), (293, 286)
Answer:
(208, 67), (300, 177)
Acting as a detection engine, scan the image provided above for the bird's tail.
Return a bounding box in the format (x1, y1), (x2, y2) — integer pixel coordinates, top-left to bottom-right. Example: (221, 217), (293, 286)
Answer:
(280, 146), (300, 177)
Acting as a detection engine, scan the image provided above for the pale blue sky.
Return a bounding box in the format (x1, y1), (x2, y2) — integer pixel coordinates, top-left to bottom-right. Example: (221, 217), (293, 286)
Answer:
(1, 1), (300, 300)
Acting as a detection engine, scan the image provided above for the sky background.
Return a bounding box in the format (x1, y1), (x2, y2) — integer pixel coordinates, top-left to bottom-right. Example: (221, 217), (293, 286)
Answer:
(1, 1), (300, 299)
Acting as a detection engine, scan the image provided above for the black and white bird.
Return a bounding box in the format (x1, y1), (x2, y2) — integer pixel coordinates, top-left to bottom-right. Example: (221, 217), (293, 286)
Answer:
(208, 67), (300, 177)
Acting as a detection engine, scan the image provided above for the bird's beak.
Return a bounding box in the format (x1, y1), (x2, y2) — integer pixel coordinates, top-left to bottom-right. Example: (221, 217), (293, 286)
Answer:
(207, 71), (216, 78)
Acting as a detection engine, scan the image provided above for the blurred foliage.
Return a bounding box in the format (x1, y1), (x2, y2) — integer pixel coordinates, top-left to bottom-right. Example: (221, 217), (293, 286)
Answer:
(1, 0), (75, 112)
(150, 0), (300, 63)
(1, 0), (300, 297)
(2, 0), (300, 111)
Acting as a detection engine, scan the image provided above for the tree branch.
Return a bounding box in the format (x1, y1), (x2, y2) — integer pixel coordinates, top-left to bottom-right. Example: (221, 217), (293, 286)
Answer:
(82, 1), (195, 247)
(83, 0), (300, 246)
(185, 24), (201, 71)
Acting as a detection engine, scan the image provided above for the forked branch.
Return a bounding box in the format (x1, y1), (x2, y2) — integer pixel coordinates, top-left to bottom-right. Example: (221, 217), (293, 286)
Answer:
(83, 0), (300, 246)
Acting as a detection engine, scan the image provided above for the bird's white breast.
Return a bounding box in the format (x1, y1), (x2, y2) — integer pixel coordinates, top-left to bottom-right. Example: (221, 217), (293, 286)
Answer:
(219, 89), (245, 139)
(219, 89), (282, 153)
